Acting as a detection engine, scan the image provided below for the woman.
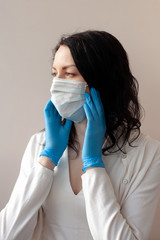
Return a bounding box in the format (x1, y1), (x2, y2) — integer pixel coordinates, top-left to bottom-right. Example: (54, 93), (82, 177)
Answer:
(1, 30), (160, 240)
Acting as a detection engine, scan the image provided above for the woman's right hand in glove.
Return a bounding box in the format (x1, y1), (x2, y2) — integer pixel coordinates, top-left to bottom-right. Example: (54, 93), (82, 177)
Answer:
(39, 99), (72, 166)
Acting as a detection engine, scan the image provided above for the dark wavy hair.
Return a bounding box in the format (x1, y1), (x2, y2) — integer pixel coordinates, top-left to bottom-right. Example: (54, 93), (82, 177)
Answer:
(52, 30), (142, 154)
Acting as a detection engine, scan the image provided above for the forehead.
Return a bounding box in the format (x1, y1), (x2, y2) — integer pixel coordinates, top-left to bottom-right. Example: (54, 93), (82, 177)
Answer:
(53, 45), (75, 66)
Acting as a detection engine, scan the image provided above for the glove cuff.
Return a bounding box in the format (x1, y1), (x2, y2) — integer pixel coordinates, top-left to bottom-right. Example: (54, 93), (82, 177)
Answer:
(39, 148), (60, 166)
(82, 157), (105, 172)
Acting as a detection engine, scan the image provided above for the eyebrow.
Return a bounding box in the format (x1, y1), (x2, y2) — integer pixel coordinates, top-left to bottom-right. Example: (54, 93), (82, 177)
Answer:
(52, 64), (76, 70)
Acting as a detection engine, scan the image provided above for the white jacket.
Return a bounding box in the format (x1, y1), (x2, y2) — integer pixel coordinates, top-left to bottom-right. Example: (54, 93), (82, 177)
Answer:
(0, 131), (160, 240)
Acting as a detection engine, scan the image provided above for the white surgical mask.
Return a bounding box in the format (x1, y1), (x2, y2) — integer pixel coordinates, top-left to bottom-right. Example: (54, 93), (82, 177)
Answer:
(50, 77), (88, 123)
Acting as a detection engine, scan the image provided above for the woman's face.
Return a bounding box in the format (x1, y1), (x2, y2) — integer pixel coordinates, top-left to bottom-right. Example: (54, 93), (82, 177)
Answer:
(52, 45), (90, 93)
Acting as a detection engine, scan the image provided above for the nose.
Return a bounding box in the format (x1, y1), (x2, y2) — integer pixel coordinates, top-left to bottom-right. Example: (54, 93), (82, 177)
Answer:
(56, 73), (61, 78)
(55, 71), (64, 79)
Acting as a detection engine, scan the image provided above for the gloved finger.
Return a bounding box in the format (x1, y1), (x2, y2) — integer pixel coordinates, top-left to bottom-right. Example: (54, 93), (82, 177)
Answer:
(44, 99), (53, 117)
(91, 89), (105, 119)
(64, 119), (72, 131)
(84, 92), (97, 117)
(83, 102), (94, 121)
(96, 91), (106, 119)
(44, 99), (52, 110)
(44, 100), (59, 123)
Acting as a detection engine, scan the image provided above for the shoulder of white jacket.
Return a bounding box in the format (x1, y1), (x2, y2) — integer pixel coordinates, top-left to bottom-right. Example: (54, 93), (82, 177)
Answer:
(29, 130), (45, 146)
(141, 132), (160, 147)
(139, 133), (160, 157)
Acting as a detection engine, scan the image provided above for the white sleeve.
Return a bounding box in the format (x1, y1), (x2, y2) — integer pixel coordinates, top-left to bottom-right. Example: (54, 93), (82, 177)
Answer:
(81, 156), (160, 240)
(0, 133), (54, 240)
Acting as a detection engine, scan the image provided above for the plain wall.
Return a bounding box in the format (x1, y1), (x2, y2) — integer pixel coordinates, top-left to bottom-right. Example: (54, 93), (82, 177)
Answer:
(0, 0), (160, 238)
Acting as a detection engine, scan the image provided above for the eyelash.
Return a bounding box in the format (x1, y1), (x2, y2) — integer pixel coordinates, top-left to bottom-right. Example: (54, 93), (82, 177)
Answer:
(51, 73), (57, 77)
(66, 73), (75, 77)
(51, 72), (75, 77)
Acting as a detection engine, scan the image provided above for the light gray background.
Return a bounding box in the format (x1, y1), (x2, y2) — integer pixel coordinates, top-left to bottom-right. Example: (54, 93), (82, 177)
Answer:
(0, 0), (160, 238)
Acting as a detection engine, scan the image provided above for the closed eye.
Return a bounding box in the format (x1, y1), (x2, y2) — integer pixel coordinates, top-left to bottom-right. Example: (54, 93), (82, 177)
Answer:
(51, 72), (76, 78)
(51, 73), (57, 77)
(65, 72), (75, 77)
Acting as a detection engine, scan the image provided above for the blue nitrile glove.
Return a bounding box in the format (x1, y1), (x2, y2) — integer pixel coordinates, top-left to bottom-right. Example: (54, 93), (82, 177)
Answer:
(39, 99), (72, 166)
(82, 88), (106, 172)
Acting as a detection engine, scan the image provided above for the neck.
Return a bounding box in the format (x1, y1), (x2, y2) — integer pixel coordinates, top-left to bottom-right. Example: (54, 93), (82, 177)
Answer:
(73, 117), (87, 149)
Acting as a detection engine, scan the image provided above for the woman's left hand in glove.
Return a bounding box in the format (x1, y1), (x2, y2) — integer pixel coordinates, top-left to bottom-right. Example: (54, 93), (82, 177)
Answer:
(82, 88), (107, 172)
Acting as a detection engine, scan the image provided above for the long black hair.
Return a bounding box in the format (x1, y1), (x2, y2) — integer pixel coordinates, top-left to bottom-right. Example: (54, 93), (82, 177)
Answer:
(53, 30), (142, 154)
